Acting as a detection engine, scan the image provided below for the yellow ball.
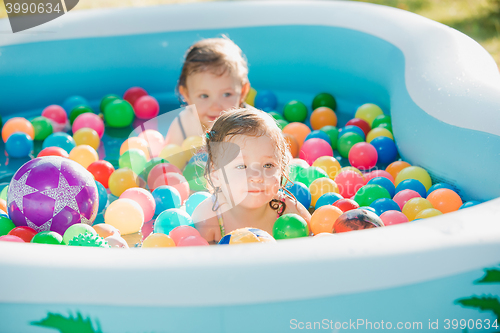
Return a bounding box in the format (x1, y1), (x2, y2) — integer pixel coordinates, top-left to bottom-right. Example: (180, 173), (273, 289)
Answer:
(73, 128), (100, 150)
(366, 127), (394, 143)
(142, 233), (176, 248)
(182, 135), (204, 159)
(415, 208), (443, 220)
(69, 145), (99, 168)
(402, 198), (433, 221)
(395, 166), (432, 191)
(159, 144), (189, 170)
(245, 87), (257, 106)
(340, 166), (364, 179)
(104, 198), (144, 235)
(355, 103), (384, 126)
(309, 177), (339, 207)
(312, 156), (342, 180)
(108, 168), (140, 197)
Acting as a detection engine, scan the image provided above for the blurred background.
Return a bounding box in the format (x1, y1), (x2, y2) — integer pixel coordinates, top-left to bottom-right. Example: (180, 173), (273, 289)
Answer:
(1, 0), (499, 68)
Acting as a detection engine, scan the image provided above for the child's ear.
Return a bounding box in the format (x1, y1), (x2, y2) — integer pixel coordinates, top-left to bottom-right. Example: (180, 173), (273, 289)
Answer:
(239, 82), (250, 104)
(179, 85), (191, 104)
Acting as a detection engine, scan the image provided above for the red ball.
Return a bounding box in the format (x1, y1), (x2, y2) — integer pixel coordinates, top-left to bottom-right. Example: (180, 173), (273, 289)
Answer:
(393, 189), (421, 210)
(37, 147), (69, 158)
(123, 87), (148, 107)
(134, 96), (160, 119)
(151, 172), (190, 203)
(346, 118), (371, 137)
(332, 198), (360, 212)
(0, 235), (24, 242)
(42, 105), (67, 124)
(334, 170), (365, 198)
(87, 160), (115, 188)
(8, 226), (37, 242)
(147, 163), (182, 189)
(299, 138), (333, 166)
(348, 142), (378, 170)
(380, 210), (409, 226)
(177, 235), (209, 247)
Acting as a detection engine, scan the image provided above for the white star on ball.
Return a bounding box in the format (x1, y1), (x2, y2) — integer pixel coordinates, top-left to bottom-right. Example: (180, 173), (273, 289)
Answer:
(26, 217), (52, 232)
(7, 170), (39, 213)
(41, 173), (83, 216)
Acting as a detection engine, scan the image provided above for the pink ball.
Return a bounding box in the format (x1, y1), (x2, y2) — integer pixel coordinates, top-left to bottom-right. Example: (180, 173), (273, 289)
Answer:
(348, 142), (378, 170)
(380, 210), (409, 226)
(299, 138), (333, 166)
(147, 163), (182, 189)
(152, 172), (190, 203)
(169, 225), (201, 245)
(363, 170), (395, 184)
(105, 234), (129, 248)
(72, 113), (105, 138)
(334, 170), (365, 198)
(393, 189), (421, 210)
(120, 188), (156, 222)
(177, 235), (209, 247)
(138, 129), (164, 157)
(0, 235), (25, 242)
(134, 96), (160, 119)
(42, 105), (67, 124)
(124, 87), (148, 106)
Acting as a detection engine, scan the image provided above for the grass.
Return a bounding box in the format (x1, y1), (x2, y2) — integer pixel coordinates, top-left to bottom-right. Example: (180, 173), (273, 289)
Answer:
(0, 0), (499, 67)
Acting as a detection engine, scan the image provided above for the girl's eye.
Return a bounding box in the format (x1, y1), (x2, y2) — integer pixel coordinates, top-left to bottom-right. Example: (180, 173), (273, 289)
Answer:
(264, 163), (275, 168)
(199, 94), (208, 99)
(223, 92), (232, 97)
(236, 164), (246, 169)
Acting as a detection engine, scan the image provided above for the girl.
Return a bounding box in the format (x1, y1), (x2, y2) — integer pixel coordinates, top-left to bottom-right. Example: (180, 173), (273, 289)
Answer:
(165, 36), (251, 146)
(192, 108), (311, 244)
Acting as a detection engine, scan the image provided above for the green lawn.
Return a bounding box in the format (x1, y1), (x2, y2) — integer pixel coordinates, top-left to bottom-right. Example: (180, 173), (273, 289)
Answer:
(1, 0), (499, 67)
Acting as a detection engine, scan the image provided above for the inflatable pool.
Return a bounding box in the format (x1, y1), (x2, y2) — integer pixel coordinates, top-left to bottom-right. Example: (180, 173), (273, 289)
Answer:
(1, 1), (500, 332)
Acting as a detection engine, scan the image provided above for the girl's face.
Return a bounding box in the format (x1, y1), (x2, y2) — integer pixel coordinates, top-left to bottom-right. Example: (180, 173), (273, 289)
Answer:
(212, 134), (282, 210)
(179, 71), (250, 129)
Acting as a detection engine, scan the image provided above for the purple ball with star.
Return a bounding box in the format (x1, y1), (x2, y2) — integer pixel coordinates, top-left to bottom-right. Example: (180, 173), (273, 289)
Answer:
(7, 156), (99, 235)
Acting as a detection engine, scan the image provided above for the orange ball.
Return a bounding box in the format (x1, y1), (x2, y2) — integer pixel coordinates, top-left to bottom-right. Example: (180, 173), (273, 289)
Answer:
(93, 224), (120, 239)
(310, 107), (337, 130)
(120, 137), (151, 160)
(426, 189), (463, 214)
(69, 145), (99, 168)
(0, 198), (7, 214)
(282, 122), (311, 147)
(142, 233), (176, 248)
(386, 161), (411, 181)
(283, 133), (299, 158)
(310, 205), (343, 235)
(2, 117), (35, 142)
(108, 168), (140, 197)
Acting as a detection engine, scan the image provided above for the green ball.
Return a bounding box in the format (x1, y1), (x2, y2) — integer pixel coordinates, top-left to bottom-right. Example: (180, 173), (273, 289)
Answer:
(372, 115), (392, 129)
(32, 231), (63, 245)
(273, 213), (309, 240)
(320, 125), (339, 150)
(68, 233), (110, 248)
(100, 94), (120, 113)
(104, 99), (135, 128)
(119, 148), (148, 175)
(0, 186), (8, 201)
(312, 92), (336, 111)
(295, 166), (328, 187)
(337, 132), (364, 158)
(0, 216), (15, 236)
(140, 157), (169, 180)
(268, 111), (284, 121)
(283, 100), (308, 123)
(288, 164), (306, 183)
(62, 223), (97, 245)
(377, 122), (393, 133)
(69, 105), (93, 124)
(276, 119), (289, 130)
(31, 116), (53, 141)
(183, 162), (207, 191)
(354, 185), (391, 207)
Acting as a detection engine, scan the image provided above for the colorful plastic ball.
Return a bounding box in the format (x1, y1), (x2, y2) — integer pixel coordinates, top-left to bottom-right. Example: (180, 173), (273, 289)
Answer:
(5, 132), (33, 158)
(366, 177), (395, 198)
(154, 208), (193, 235)
(402, 197), (433, 221)
(426, 188), (463, 214)
(304, 130), (331, 145)
(333, 209), (384, 233)
(288, 164), (306, 183)
(2, 117), (35, 142)
(31, 231), (63, 245)
(0, 187), (8, 202)
(269, 111), (284, 121)
(42, 105), (67, 128)
(369, 198), (400, 216)
(315, 192), (343, 209)
(294, 166), (328, 188)
(31, 116), (53, 141)
(104, 198), (144, 235)
(275, 119), (289, 130)
(87, 160), (115, 188)
(152, 185), (181, 215)
(219, 227), (276, 245)
(69, 145), (99, 168)
(337, 132), (364, 158)
(245, 87), (257, 106)
(354, 184), (391, 207)
(123, 86), (148, 107)
(139, 129), (165, 158)
(393, 189), (421, 210)
(254, 90), (278, 111)
(310, 205), (343, 235)
(104, 99), (135, 128)
(414, 208), (443, 219)
(119, 148), (147, 175)
(134, 95), (160, 119)
(395, 166), (432, 191)
(346, 118), (371, 137)
(151, 172), (190, 203)
(73, 113), (105, 138)
(285, 181), (311, 209)
(273, 213), (309, 239)
(100, 94), (120, 113)
(93, 223), (119, 239)
(355, 103), (384, 126)
(312, 92), (336, 111)
(62, 223), (97, 244)
(312, 156), (342, 180)
(363, 170), (395, 184)
(177, 235), (209, 247)
(341, 166), (364, 178)
(37, 146), (69, 158)
(366, 127), (394, 143)
(283, 133), (299, 158)
(372, 114), (392, 130)
(105, 234), (129, 248)
(0, 199), (7, 215)
(348, 142), (378, 171)
(159, 144), (190, 170)
(142, 233), (176, 248)
(43, 132), (76, 154)
(339, 125), (366, 141)
(147, 163), (182, 189)
(427, 183), (457, 197)
(7, 226), (37, 242)
(63, 95), (88, 114)
(310, 107), (337, 130)
(299, 138), (333, 166)
(0, 234), (24, 242)
(282, 122), (311, 147)
(283, 100), (308, 123)
(369, 136), (397, 164)
(189, 152), (208, 165)
(332, 198), (360, 212)
(358, 206), (377, 214)
(334, 170), (364, 198)
(73, 128), (100, 150)
(290, 158), (310, 168)
(108, 168), (140, 197)
(120, 137), (151, 160)
(183, 162), (207, 191)
(319, 126), (339, 150)
(0, 217), (16, 236)
(185, 192), (211, 216)
(94, 180), (109, 214)
(460, 201), (480, 209)
(309, 178), (338, 207)
(380, 210), (409, 226)
(169, 225), (201, 245)
(7, 156), (98, 235)
(386, 161), (411, 181)
(395, 179), (427, 198)
(120, 188), (156, 222)
(69, 105), (94, 124)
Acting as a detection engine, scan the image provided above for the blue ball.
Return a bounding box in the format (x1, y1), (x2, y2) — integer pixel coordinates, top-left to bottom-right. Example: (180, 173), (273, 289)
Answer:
(254, 90), (278, 111)
(395, 179), (427, 198)
(459, 201), (481, 210)
(370, 198), (400, 216)
(305, 130), (331, 145)
(189, 152), (208, 165)
(315, 192), (343, 208)
(95, 180), (109, 214)
(370, 136), (398, 164)
(153, 185), (181, 216)
(154, 208), (193, 234)
(5, 132), (33, 158)
(286, 181), (311, 209)
(185, 192), (211, 216)
(63, 95), (89, 115)
(92, 213), (105, 225)
(338, 125), (366, 141)
(42, 132), (76, 154)
(367, 177), (396, 198)
(427, 183), (457, 197)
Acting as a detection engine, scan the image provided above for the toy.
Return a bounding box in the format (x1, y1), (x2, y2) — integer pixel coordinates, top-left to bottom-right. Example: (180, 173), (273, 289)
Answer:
(72, 113), (105, 138)
(369, 198), (401, 216)
(379, 210), (409, 226)
(395, 166), (432, 191)
(93, 223), (120, 239)
(150, 172), (189, 203)
(299, 138), (333, 165)
(31, 230), (63, 245)
(310, 205), (343, 235)
(345, 118), (370, 137)
(367, 177), (395, 198)
(395, 179), (427, 198)
(0, 216), (15, 236)
(355, 103), (384, 126)
(185, 192), (211, 216)
(402, 197), (433, 221)
(134, 95), (160, 119)
(315, 192), (343, 209)
(120, 188), (156, 222)
(177, 235), (209, 247)
(348, 142), (378, 170)
(73, 128), (100, 150)
(67, 232), (110, 248)
(42, 132), (76, 154)
(319, 125), (339, 149)
(5, 132), (33, 158)
(123, 86), (148, 106)
(62, 223), (97, 244)
(37, 147), (69, 158)
(366, 127), (394, 143)
(309, 177), (338, 207)
(385, 161), (411, 180)
(100, 94), (120, 113)
(282, 122), (311, 147)
(119, 148), (148, 175)
(87, 160), (115, 188)
(285, 182), (311, 209)
(108, 168), (140, 197)
(69, 105), (93, 124)
(142, 233), (176, 248)
(104, 198), (144, 235)
(120, 137), (151, 160)
(69, 145), (99, 168)
(426, 189), (463, 214)
(312, 92), (336, 111)
(273, 213), (309, 240)
(2, 117), (35, 142)
(169, 225), (201, 245)
(7, 226), (37, 242)
(283, 100), (308, 123)
(254, 90), (278, 111)
(138, 130), (165, 158)
(104, 99), (134, 128)
(414, 208), (443, 219)
(393, 189), (421, 210)
(332, 198), (360, 212)
(334, 170), (364, 198)
(154, 208), (193, 235)
(337, 132), (364, 158)
(31, 116), (53, 141)
(310, 107), (337, 130)
(183, 162), (207, 191)
(333, 209), (384, 233)
(354, 184), (391, 207)
(219, 227), (276, 244)
(369, 136), (398, 164)
(152, 185), (182, 215)
(283, 133), (299, 158)
(147, 163), (182, 189)
(0, 235), (24, 242)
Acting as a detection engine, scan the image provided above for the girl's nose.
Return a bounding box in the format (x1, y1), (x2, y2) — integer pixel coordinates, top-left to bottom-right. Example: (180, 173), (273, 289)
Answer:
(209, 99), (223, 112)
(247, 166), (264, 182)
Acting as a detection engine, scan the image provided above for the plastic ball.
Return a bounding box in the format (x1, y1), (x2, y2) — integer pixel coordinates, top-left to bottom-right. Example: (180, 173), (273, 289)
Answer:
(310, 107), (337, 130)
(5, 132), (33, 158)
(282, 122), (311, 147)
(73, 128), (100, 150)
(245, 87), (257, 106)
(2, 117), (34, 143)
(273, 213), (309, 239)
(312, 92), (336, 111)
(309, 178), (338, 207)
(123, 87), (148, 107)
(299, 138), (333, 166)
(0, 199), (7, 215)
(87, 160), (115, 188)
(288, 164), (306, 183)
(319, 126), (339, 150)
(414, 208), (443, 219)
(104, 99), (135, 128)
(395, 166), (432, 191)
(277, 118), (290, 130)
(310, 205), (343, 235)
(159, 144), (190, 170)
(372, 114), (392, 130)
(285, 181), (311, 209)
(294, 166), (327, 188)
(151, 172), (189, 203)
(460, 201), (481, 209)
(369, 198), (400, 216)
(355, 103), (384, 126)
(63, 95), (88, 114)
(105, 234), (129, 248)
(169, 225), (201, 245)
(219, 227), (276, 245)
(338, 125), (366, 141)
(69, 145), (99, 168)
(426, 189), (463, 214)
(181, 136), (203, 154)
(0, 234), (24, 242)
(67, 232), (110, 248)
(185, 192), (211, 216)
(183, 162), (207, 191)
(31, 231), (63, 245)
(366, 127), (394, 143)
(385, 161), (411, 181)
(147, 163), (182, 189)
(31, 116), (53, 141)
(283, 133), (299, 158)
(43, 132), (76, 154)
(105, 198), (144, 235)
(427, 183), (457, 197)
(63, 223), (97, 244)
(312, 156), (342, 180)
(138, 129), (165, 158)
(315, 192), (343, 209)
(108, 168), (140, 197)
(177, 235), (209, 247)
(332, 198), (360, 212)
(337, 132), (364, 158)
(120, 188), (156, 222)
(354, 184), (391, 207)
(380, 210), (409, 226)
(304, 130), (331, 145)
(69, 105), (93, 124)
(333, 209), (384, 233)
(395, 179), (427, 198)
(154, 208), (193, 235)
(93, 223), (119, 239)
(95, 180), (109, 214)
(152, 185), (182, 215)
(134, 95), (160, 119)
(283, 100), (308, 123)
(100, 94), (120, 113)
(120, 137), (151, 160)
(37, 146), (69, 158)
(370, 136), (398, 164)
(341, 166), (364, 178)
(363, 170), (395, 184)
(119, 148), (147, 175)
(290, 158), (310, 168)
(0, 216), (16, 236)
(269, 112), (284, 120)
(8, 226), (37, 242)
(0, 187), (8, 202)
(334, 170), (365, 198)
(142, 233), (176, 248)
(393, 189), (421, 210)
(42, 105), (67, 128)
(254, 90), (278, 111)
(348, 142), (378, 170)
(402, 197), (433, 221)
(346, 118), (371, 137)
(73, 113), (104, 138)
